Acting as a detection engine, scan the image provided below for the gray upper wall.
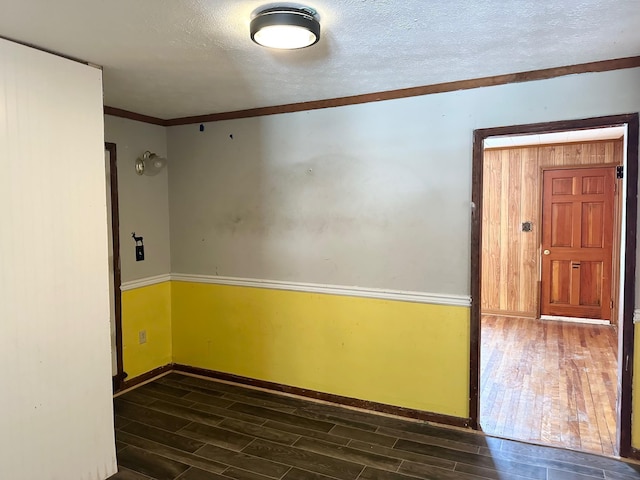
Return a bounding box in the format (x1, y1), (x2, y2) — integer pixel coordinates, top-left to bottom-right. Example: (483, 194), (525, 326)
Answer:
(103, 67), (640, 295)
(104, 116), (170, 284)
(166, 67), (640, 296)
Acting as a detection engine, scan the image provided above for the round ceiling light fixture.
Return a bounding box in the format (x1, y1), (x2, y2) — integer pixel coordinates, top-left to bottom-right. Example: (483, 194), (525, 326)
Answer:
(250, 6), (320, 50)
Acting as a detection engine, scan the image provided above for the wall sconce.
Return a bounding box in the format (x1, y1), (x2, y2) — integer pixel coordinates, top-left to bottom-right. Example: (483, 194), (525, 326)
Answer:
(135, 151), (167, 176)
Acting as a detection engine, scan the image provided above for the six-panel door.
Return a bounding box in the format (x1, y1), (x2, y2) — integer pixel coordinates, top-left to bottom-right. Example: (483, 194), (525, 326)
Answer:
(540, 167), (615, 320)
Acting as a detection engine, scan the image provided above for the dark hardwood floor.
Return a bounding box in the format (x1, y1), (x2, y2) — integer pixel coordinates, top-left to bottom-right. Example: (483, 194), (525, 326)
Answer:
(109, 372), (640, 480)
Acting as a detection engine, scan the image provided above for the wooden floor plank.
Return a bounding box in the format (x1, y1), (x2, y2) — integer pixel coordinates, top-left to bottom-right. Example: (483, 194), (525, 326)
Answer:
(480, 315), (618, 455)
(117, 445), (190, 480)
(110, 372), (640, 480)
(242, 438), (363, 480)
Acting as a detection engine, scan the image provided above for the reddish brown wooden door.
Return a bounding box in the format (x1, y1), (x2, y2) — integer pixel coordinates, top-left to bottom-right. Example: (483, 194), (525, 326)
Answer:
(540, 167), (615, 320)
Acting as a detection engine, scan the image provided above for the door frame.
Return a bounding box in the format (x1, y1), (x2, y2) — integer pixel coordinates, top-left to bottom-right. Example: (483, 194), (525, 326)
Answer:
(469, 113), (639, 457)
(106, 142), (126, 391)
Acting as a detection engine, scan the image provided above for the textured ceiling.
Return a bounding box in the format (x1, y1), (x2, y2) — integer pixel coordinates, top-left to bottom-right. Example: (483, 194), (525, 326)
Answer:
(1, 0), (639, 119)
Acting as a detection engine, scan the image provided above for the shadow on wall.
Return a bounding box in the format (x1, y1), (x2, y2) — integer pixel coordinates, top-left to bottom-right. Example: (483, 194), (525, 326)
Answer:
(165, 129), (474, 413)
(164, 61), (491, 414)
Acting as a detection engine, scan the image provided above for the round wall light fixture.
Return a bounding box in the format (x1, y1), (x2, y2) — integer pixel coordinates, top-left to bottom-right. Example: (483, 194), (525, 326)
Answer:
(250, 6), (320, 49)
(135, 151), (167, 176)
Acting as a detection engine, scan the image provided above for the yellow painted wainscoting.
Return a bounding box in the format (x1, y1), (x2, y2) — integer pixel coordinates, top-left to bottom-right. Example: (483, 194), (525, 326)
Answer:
(121, 281), (172, 380)
(633, 323), (640, 448)
(171, 281), (470, 419)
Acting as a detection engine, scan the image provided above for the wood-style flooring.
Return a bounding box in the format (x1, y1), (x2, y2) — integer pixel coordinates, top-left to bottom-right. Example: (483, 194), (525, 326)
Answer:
(109, 372), (640, 480)
(480, 315), (619, 456)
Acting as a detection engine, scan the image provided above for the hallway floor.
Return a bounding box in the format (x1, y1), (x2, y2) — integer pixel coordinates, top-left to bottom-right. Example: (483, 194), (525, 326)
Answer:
(109, 372), (640, 480)
(480, 315), (619, 456)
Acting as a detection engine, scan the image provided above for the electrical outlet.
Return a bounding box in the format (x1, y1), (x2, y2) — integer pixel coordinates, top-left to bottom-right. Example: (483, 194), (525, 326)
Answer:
(139, 330), (147, 344)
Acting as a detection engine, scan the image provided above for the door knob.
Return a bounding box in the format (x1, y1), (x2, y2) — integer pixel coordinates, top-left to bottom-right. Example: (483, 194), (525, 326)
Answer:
(543, 249), (550, 255)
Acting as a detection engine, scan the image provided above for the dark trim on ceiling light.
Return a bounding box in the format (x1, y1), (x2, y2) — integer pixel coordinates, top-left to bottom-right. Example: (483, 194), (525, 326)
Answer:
(250, 6), (320, 49)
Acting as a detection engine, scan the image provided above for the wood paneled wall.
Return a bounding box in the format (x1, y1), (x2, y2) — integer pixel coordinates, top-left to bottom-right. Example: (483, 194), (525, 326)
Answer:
(481, 140), (623, 319)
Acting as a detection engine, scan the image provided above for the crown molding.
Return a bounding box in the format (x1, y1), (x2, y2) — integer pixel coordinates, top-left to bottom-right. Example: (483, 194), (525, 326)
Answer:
(103, 106), (166, 126)
(104, 56), (640, 127)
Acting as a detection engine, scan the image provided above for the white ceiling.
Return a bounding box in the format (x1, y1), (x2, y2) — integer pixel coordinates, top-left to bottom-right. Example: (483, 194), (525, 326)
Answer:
(1, 0), (639, 119)
(484, 126), (626, 149)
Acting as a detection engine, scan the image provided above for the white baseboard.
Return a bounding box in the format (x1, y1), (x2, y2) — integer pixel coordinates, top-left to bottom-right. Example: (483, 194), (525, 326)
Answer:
(540, 315), (610, 326)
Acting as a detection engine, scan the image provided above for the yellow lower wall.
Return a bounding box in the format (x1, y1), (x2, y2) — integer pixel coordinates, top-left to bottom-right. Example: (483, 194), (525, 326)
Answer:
(633, 324), (640, 447)
(171, 281), (470, 419)
(121, 280), (640, 450)
(121, 281), (172, 380)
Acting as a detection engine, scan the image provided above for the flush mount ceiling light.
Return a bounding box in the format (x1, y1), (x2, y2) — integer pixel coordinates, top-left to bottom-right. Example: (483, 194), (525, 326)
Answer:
(135, 151), (167, 176)
(250, 6), (320, 49)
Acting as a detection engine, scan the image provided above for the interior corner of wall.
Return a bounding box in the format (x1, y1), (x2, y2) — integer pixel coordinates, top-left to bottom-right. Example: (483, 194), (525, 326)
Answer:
(168, 278), (175, 364)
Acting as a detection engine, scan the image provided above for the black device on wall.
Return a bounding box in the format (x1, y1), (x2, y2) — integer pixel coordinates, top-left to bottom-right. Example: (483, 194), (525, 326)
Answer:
(132, 232), (144, 261)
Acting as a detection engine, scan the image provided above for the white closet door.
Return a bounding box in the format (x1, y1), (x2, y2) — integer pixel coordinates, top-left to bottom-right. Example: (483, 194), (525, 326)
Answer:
(0, 38), (117, 480)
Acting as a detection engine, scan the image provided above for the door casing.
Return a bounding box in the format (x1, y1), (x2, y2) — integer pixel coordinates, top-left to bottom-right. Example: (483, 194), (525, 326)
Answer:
(106, 142), (126, 391)
(470, 113), (639, 457)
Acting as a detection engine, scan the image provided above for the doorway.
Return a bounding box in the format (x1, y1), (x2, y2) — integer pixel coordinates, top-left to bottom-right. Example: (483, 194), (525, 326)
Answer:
(106, 142), (125, 391)
(470, 114), (639, 457)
